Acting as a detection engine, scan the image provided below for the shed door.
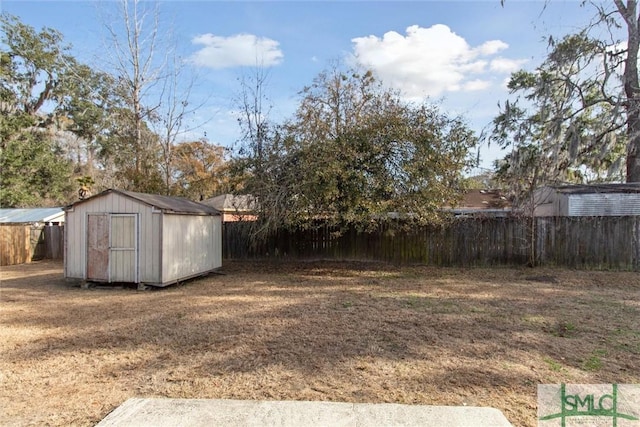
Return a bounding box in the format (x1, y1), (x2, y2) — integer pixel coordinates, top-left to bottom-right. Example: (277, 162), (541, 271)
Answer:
(109, 214), (138, 283)
(87, 214), (109, 281)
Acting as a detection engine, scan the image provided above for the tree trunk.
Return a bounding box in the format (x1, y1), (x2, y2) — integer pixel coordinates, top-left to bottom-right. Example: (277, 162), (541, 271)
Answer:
(617, 0), (640, 181)
(626, 104), (640, 182)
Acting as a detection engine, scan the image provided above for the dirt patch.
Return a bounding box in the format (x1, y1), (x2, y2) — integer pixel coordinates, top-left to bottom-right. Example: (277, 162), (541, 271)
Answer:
(1, 260), (639, 426)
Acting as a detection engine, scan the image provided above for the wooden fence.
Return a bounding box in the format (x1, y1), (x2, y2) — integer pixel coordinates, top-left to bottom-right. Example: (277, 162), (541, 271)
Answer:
(0, 224), (64, 266)
(223, 216), (640, 270)
(3, 218), (636, 269)
(536, 216), (639, 270)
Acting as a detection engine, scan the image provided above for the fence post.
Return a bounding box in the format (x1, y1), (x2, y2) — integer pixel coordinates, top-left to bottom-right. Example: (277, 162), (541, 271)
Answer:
(635, 217), (640, 271)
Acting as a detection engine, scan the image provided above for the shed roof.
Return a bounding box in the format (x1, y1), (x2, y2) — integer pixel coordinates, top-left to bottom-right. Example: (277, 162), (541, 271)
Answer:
(0, 208), (65, 224)
(66, 189), (220, 215)
(545, 183), (640, 195)
(201, 194), (256, 212)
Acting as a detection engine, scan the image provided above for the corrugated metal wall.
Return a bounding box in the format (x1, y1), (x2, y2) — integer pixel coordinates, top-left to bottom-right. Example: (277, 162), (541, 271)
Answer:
(568, 194), (640, 216)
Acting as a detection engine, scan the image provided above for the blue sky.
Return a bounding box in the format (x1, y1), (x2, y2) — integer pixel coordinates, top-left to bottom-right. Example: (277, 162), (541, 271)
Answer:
(4, 1), (602, 172)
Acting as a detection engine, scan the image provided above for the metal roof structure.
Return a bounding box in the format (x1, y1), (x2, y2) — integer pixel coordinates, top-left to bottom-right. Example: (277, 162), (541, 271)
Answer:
(534, 183), (640, 216)
(547, 183), (640, 194)
(0, 208), (65, 224)
(66, 189), (220, 215)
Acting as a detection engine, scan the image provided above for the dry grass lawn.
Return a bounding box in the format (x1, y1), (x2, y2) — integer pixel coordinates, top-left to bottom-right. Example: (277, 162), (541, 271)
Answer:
(1, 259), (639, 426)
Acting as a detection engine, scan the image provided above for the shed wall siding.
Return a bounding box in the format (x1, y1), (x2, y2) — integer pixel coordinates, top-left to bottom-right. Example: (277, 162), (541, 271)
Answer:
(138, 210), (162, 283)
(65, 193), (161, 282)
(534, 188), (561, 216)
(568, 194), (640, 216)
(161, 214), (221, 284)
(559, 195), (570, 216)
(534, 201), (557, 217)
(64, 209), (83, 278)
(213, 215), (222, 269)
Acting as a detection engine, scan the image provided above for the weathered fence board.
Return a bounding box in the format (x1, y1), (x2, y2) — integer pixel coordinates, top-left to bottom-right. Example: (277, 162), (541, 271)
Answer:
(0, 224), (65, 266)
(223, 216), (640, 270)
(5, 218), (637, 269)
(44, 225), (64, 260)
(536, 216), (637, 269)
(0, 225), (31, 266)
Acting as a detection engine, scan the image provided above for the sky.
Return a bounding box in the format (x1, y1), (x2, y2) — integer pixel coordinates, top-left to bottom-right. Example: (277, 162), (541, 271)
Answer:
(3, 0), (603, 172)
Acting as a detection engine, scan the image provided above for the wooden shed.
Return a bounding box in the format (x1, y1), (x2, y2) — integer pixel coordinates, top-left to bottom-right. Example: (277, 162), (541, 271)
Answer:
(64, 189), (222, 287)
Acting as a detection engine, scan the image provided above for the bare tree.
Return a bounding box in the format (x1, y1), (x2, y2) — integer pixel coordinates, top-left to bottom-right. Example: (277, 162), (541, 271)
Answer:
(102, 0), (211, 194)
(102, 0), (167, 191)
(153, 54), (193, 194)
(151, 55), (215, 194)
(231, 64), (282, 236)
(236, 65), (272, 174)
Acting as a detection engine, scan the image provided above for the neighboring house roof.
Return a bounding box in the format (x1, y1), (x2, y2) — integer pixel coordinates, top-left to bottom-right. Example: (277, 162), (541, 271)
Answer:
(201, 194), (256, 212)
(446, 190), (511, 217)
(543, 183), (640, 194)
(0, 208), (65, 224)
(459, 189), (510, 209)
(65, 189), (220, 215)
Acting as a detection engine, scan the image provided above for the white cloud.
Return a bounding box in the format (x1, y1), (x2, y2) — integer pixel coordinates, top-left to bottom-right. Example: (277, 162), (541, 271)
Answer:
(351, 24), (523, 99)
(489, 57), (528, 73)
(475, 40), (508, 56)
(463, 79), (492, 92)
(190, 33), (283, 69)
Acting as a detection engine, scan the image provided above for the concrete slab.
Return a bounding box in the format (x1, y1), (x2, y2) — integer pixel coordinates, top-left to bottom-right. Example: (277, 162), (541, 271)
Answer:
(96, 398), (513, 427)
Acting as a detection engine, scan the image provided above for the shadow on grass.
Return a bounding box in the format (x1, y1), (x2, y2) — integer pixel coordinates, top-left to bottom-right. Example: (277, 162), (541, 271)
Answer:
(1, 259), (639, 425)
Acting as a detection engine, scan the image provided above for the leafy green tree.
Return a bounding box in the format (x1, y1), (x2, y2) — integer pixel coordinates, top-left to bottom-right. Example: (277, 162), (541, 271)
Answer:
(61, 64), (122, 180)
(0, 13), (76, 120)
(235, 66), (477, 233)
(1, 11), (186, 203)
(0, 13), (78, 206)
(0, 128), (73, 207)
